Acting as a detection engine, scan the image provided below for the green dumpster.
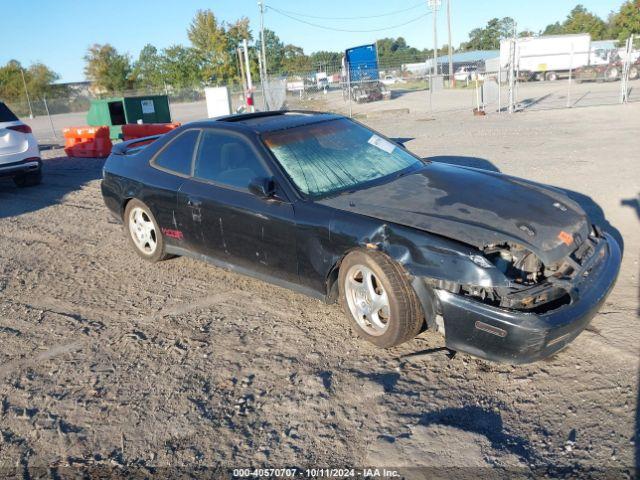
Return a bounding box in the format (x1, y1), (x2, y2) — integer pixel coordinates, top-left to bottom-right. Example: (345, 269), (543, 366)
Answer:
(87, 95), (172, 140)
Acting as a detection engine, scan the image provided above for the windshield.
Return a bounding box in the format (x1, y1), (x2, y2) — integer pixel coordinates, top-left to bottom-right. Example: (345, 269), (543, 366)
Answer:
(262, 118), (422, 197)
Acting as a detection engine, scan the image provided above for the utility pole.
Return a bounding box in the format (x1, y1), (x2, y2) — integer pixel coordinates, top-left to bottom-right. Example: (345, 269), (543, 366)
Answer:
(242, 39), (255, 112)
(446, 0), (453, 86)
(258, 1), (269, 109)
(428, 0), (441, 76)
(242, 39), (253, 91)
(237, 47), (248, 94)
(20, 68), (34, 119)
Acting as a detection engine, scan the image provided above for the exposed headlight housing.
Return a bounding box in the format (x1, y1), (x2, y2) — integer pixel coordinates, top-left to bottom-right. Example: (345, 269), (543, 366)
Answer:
(483, 243), (544, 284)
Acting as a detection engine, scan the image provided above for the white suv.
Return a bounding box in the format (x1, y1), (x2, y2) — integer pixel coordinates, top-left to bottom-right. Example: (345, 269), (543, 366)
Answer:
(0, 102), (41, 187)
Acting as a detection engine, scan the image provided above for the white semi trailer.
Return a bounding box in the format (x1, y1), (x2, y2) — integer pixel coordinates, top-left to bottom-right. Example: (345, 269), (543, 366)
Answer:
(500, 33), (607, 81)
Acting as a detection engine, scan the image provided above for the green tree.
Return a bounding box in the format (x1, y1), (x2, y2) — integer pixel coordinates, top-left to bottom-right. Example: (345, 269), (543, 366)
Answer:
(132, 44), (165, 91)
(281, 44), (311, 73)
(376, 37), (422, 66)
(187, 9), (234, 84)
(542, 22), (565, 35)
(0, 60), (61, 103)
(563, 5), (607, 39)
(0, 60), (30, 102)
(256, 29), (285, 74)
(225, 17), (254, 84)
(161, 45), (202, 89)
(309, 51), (342, 69)
(609, 0), (640, 42)
(461, 17), (516, 50)
(542, 5), (608, 39)
(519, 29), (536, 38)
(84, 43), (132, 93)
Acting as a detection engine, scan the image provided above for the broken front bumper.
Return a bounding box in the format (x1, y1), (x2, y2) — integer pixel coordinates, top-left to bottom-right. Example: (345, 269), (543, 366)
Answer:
(434, 233), (621, 364)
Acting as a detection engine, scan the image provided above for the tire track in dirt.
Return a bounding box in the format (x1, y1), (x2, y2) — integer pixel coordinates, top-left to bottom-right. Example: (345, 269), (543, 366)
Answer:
(0, 290), (254, 381)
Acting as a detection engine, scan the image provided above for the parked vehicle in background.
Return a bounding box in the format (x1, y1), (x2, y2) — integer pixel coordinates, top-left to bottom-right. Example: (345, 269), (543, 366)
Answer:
(342, 44), (389, 102)
(454, 66), (481, 82)
(0, 102), (41, 187)
(501, 34), (596, 82)
(101, 110), (621, 364)
(380, 75), (406, 86)
(573, 52), (623, 83)
(315, 72), (329, 90)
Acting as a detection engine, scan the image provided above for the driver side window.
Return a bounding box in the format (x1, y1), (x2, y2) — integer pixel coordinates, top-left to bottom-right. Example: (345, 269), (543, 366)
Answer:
(194, 129), (268, 189)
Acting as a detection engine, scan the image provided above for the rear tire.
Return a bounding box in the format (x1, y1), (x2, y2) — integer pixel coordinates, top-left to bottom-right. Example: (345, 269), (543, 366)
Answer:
(124, 199), (170, 263)
(339, 249), (425, 348)
(545, 71), (558, 82)
(605, 67), (619, 81)
(628, 66), (638, 80)
(13, 169), (42, 187)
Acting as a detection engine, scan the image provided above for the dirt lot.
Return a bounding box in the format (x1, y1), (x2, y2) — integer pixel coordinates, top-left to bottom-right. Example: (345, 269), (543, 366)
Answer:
(1, 102), (639, 478)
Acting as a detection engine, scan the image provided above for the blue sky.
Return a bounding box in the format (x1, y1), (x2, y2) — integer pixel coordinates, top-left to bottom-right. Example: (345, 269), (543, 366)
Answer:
(1, 0), (626, 82)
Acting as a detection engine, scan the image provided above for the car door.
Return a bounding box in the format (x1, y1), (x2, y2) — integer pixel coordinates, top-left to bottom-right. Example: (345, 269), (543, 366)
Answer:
(145, 128), (201, 242)
(176, 128), (298, 284)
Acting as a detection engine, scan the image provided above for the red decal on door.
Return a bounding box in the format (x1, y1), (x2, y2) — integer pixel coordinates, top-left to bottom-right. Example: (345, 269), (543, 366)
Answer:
(162, 228), (184, 240)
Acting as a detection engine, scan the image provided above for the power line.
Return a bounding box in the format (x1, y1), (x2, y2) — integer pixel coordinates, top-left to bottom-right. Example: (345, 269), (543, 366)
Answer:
(264, 2), (424, 20)
(265, 6), (431, 33)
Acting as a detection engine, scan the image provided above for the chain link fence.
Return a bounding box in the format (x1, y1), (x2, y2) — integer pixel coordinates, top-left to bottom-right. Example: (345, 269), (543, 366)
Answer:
(7, 34), (639, 145)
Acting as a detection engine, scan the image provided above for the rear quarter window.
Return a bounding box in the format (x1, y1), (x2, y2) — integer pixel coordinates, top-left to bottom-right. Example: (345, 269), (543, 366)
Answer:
(0, 102), (19, 122)
(152, 129), (200, 176)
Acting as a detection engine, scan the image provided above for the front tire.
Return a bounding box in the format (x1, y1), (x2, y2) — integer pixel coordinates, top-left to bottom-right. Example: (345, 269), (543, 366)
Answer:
(13, 169), (42, 187)
(339, 249), (424, 348)
(124, 199), (169, 262)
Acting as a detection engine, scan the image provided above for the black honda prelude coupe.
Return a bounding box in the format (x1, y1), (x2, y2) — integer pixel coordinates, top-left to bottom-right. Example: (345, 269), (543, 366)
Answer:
(101, 111), (620, 363)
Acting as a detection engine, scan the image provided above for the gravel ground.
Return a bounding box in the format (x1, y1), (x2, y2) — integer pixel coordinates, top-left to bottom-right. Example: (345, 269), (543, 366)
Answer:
(1, 102), (638, 478)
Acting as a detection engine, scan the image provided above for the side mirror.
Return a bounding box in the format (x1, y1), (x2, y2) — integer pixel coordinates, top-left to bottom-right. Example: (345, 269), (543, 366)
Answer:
(248, 177), (276, 198)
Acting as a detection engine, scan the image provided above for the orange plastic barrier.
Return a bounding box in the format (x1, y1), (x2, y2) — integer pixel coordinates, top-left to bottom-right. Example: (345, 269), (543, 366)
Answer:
(121, 123), (181, 141)
(63, 126), (112, 158)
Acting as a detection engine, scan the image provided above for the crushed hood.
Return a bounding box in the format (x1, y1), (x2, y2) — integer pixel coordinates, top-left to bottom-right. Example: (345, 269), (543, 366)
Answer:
(318, 163), (591, 265)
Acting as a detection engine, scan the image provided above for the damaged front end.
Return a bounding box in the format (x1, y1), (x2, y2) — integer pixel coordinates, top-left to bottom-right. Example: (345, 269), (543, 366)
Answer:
(424, 227), (621, 363)
(436, 226), (604, 312)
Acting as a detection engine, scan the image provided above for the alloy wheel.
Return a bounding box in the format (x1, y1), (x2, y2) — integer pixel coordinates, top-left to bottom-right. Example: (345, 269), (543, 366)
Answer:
(344, 264), (390, 336)
(128, 207), (157, 255)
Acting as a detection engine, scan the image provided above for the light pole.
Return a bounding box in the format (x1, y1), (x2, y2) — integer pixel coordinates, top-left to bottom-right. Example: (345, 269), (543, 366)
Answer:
(447, 0), (453, 85)
(20, 68), (34, 119)
(428, 0), (441, 76)
(258, 1), (269, 109)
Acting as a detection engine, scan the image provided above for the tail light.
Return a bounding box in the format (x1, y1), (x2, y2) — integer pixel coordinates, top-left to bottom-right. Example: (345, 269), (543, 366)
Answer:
(7, 124), (32, 134)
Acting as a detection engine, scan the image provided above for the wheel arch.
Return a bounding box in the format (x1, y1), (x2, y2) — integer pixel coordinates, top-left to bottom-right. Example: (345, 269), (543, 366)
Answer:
(325, 245), (436, 331)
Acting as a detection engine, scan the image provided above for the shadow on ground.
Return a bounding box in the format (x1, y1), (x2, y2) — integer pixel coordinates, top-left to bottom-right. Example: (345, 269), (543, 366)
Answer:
(0, 155), (104, 219)
(427, 155), (625, 254)
(406, 405), (535, 461)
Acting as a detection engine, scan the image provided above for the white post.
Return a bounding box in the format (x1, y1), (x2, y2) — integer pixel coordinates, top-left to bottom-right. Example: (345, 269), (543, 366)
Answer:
(20, 68), (34, 119)
(498, 63), (502, 113)
(447, 0), (453, 87)
(432, 1), (439, 76)
(43, 97), (57, 141)
(258, 54), (267, 110)
(346, 61), (352, 118)
(567, 44), (574, 108)
(508, 38), (516, 113)
(242, 39), (254, 112)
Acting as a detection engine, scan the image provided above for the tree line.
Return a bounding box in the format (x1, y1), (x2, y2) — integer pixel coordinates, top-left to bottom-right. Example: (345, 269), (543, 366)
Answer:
(1, 1), (639, 103)
(461, 3), (640, 51)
